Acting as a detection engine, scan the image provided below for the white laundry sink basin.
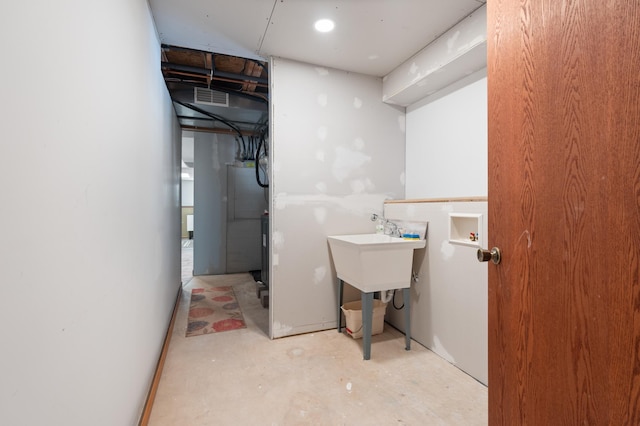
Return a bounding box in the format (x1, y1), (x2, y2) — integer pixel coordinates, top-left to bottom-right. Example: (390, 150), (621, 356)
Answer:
(327, 234), (425, 293)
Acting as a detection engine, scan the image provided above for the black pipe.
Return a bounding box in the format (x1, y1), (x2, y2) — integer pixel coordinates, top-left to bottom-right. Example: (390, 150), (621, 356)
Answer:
(214, 70), (268, 85)
(175, 101), (245, 145)
(161, 62), (209, 76)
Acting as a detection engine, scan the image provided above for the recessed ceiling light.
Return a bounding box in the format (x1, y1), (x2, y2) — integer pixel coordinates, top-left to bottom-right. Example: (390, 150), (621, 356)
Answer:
(314, 19), (335, 33)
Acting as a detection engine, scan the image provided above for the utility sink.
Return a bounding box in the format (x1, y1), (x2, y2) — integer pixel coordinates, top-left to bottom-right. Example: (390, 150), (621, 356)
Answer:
(328, 233), (426, 360)
(327, 234), (425, 293)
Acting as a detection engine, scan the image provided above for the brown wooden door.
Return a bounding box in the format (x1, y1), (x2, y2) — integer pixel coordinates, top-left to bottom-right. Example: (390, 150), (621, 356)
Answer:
(488, 0), (640, 424)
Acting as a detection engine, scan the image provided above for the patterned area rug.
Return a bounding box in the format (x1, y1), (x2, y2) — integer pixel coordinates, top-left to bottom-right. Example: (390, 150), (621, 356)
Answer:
(186, 286), (246, 337)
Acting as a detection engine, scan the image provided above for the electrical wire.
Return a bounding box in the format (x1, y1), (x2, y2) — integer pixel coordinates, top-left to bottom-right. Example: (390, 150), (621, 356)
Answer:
(253, 118), (269, 188)
(255, 135), (269, 188)
(392, 289), (405, 310)
(235, 137), (242, 160)
(175, 100), (246, 148)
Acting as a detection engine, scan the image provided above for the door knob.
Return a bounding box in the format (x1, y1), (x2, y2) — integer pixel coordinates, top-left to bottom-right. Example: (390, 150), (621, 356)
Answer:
(477, 247), (501, 264)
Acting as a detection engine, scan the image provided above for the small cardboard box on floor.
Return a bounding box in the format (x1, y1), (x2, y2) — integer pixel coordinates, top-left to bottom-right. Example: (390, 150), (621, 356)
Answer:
(341, 300), (387, 339)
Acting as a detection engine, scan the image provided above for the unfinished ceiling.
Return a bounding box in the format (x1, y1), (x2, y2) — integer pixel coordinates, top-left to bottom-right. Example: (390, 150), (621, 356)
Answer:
(161, 45), (269, 135)
(152, 0), (487, 134)
(150, 0), (486, 77)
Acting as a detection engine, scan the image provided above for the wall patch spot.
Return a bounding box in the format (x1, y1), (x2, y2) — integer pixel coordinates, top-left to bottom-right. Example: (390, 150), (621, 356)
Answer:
(351, 179), (366, 194)
(350, 178), (375, 193)
(315, 67), (329, 76)
(314, 266), (326, 284)
(353, 137), (365, 150)
(275, 195), (287, 210)
(314, 207), (327, 224)
(353, 97), (363, 109)
(440, 240), (455, 260)
(272, 230), (285, 249)
(400, 172), (406, 186)
(332, 146), (372, 182)
(317, 93), (328, 107)
(447, 31), (461, 53)
(317, 126), (328, 141)
(315, 182), (327, 193)
(364, 178), (375, 192)
(398, 115), (406, 133)
(409, 62), (418, 75)
(315, 150), (325, 162)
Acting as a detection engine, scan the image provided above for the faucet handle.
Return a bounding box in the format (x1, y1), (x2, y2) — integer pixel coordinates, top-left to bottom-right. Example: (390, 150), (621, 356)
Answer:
(384, 220), (400, 237)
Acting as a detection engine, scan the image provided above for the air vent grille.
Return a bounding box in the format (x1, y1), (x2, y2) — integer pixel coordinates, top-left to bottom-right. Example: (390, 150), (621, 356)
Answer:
(194, 87), (229, 106)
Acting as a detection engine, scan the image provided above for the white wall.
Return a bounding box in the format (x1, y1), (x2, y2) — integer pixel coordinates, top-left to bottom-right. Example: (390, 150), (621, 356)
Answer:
(384, 201), (488, 384)
(0, 1), (181, 425)
(182, 180), (194, 206)
(396, 69), (488, 384)
(269, 58), (406, 337)
(405, 69), (487, 199)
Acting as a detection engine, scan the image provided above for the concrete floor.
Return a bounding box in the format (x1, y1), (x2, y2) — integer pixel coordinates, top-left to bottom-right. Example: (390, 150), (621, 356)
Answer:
(148, 269), (488, 425)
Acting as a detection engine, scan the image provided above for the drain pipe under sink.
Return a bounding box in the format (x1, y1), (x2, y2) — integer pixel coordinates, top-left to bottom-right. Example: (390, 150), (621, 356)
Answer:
(380, 289), (394, 303)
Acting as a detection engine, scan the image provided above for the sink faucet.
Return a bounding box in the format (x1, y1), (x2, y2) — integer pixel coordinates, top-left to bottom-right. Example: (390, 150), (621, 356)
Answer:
(371, 214), (401, 237)
(384, 220), (401, 237)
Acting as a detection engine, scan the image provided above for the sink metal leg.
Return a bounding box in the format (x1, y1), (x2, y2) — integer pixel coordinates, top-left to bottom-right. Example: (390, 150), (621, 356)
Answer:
(337, 279), (344, 332)
(403, 287), (411, 350)
(362, 291), (374, 360)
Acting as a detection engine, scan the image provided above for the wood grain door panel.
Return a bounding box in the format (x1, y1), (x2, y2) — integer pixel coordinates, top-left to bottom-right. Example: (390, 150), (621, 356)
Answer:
(488, 0), (640, 423)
